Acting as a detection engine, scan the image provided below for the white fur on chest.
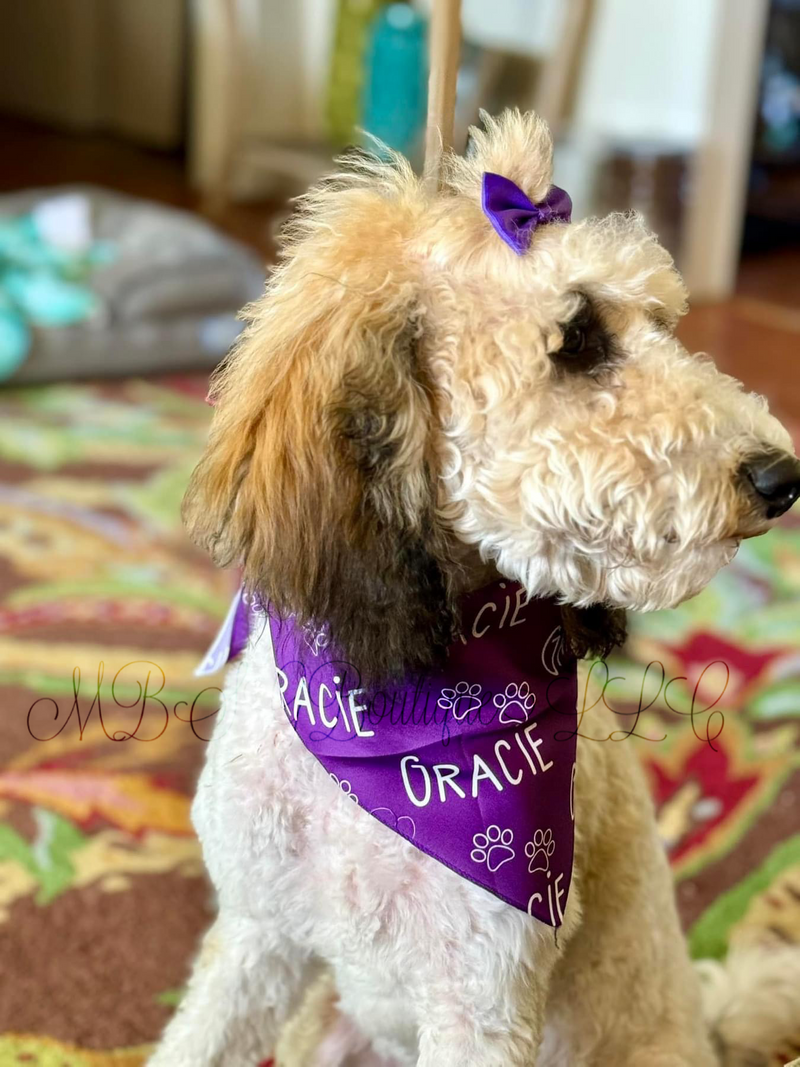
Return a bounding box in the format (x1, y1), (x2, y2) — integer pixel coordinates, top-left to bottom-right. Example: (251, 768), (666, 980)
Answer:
(193, 635), (551, 1056)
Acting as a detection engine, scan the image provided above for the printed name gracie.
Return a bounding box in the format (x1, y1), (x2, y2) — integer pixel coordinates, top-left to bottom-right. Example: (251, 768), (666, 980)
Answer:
(399, 722), (554, 808)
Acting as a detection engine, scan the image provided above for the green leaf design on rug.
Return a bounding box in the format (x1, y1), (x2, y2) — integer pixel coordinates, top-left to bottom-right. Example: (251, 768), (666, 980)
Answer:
(0, 808), (87, 905)
(31, 807), (89, 903)
(123, 460), (202, 534)
(688, 834), (800, 960)
(155, 987), (184, 1008)
(0, 1033), (149, 1064)
(750, 679), (800, 721)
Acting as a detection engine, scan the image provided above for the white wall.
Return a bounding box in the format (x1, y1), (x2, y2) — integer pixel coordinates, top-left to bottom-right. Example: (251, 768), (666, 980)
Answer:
(417, 0), (563, 56)
(573, 0), (720, 145)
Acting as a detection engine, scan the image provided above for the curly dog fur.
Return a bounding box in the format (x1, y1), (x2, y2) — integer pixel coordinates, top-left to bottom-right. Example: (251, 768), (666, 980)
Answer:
(149, 111), (798, 1067)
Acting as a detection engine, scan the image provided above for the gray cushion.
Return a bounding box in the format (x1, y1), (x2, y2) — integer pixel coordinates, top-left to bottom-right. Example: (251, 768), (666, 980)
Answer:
(2, 185), (265, 383)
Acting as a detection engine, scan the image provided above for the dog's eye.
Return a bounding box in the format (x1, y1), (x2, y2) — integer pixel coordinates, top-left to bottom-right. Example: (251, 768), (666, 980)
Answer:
(560, 324), (586, 355)
(551, 296), (615, 375)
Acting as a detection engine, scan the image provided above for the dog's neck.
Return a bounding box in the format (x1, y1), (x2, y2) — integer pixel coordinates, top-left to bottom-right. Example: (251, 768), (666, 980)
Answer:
(448, 539), (503, 595)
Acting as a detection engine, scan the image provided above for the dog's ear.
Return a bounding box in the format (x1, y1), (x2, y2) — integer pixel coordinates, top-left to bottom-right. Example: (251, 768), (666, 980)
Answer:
(183, 163), (459, 682)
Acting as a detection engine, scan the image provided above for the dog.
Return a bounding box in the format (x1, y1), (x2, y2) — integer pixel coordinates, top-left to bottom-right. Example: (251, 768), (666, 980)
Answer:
(148, 111), (800, 1067)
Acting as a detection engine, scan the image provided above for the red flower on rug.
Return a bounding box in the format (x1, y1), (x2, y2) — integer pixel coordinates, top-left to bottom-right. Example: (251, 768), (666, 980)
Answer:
(640, 718), (795, 878)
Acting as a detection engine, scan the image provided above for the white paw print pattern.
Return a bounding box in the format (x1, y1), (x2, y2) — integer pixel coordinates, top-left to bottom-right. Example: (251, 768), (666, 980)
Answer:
(493, 681), (535, 724)
(438, 680), (483, 721)
(371, 807), (417, 839)
(525, 828), (555, 874)
(301, 620), (330, 656)
(470, 825), (515, 872)
(243, 589), (266, 616)
(329, 773), (358, 805)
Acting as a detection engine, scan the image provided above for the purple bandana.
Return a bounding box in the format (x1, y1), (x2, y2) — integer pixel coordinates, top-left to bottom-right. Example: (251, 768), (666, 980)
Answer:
(199, 581), (578, 927)
(482, 172), (572, 254)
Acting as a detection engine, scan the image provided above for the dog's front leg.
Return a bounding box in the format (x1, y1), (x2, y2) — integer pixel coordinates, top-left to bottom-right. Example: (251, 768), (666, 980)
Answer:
(414, 915), (564, 1067)
(147, 912), (310, 1067)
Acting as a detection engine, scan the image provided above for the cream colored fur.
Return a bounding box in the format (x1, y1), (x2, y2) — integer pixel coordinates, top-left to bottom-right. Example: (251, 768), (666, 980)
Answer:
(148, 111), (798, 1067)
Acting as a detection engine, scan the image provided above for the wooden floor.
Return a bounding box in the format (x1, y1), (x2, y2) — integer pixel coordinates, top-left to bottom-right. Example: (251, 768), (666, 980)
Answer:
(1, 115), (798, 423)
(678, 291), (800, 426)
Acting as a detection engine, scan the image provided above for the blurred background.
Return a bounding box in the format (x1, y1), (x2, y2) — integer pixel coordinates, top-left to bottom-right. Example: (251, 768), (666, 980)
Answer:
(0, 0), (797, 390)
(0, 2), (798, 1064)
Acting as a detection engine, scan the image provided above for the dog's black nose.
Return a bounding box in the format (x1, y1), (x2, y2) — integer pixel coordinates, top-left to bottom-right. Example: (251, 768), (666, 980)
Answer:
(741, 450), (800, 518)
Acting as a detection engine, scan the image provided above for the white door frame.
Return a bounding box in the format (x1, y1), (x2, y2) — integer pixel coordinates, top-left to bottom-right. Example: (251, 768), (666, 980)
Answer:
(681, 0), (770, 301)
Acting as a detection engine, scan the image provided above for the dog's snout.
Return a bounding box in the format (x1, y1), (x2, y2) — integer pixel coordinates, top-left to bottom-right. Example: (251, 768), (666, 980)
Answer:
(740, 450), (800, 519)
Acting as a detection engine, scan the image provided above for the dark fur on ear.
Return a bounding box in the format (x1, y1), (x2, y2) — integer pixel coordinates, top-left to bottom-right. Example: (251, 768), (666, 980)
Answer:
(560, 604), (627, 661)
(182, 161), (461, 683)
(187, 311), (458, 684)
(304, 316), (460, 682)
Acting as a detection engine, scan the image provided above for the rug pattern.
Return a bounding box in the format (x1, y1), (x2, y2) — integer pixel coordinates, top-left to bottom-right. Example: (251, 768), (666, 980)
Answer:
(0, 377), (797, 1064)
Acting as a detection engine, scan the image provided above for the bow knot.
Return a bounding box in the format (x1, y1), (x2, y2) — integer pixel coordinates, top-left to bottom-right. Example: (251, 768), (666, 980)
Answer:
(482, 172), (572, 255)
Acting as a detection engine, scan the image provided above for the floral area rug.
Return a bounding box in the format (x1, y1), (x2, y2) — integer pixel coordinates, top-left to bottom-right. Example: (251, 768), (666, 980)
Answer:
(605, 494), (800, 964)
(0, 377), (798, 1064)
(0, 378), (232, 1064)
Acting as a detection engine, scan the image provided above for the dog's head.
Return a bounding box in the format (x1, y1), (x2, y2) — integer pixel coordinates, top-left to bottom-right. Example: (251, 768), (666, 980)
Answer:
(184, 110), (799, 681)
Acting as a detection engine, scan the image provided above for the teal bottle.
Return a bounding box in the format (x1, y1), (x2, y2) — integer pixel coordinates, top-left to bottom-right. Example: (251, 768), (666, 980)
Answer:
(361, 3), (427, 160)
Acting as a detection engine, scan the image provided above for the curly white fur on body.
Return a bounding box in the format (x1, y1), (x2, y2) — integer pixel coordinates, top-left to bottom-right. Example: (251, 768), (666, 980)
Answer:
(149, 111), (799, 1067)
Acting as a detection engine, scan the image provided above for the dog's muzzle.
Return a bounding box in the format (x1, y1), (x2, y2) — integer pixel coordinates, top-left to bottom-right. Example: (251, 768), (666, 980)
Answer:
(740, 449), (800, 519)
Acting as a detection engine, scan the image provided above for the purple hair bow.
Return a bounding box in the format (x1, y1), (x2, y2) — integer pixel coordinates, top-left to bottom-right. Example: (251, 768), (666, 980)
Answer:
(482, 172), (572, 255)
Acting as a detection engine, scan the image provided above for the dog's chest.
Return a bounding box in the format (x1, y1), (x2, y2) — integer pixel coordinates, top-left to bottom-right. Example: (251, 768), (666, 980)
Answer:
(197, 649), (437, 930)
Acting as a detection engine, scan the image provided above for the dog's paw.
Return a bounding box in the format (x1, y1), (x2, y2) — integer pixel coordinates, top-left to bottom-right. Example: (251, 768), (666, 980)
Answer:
(525, 828), (555, 874)
(493, 681), (536, 724)
(438, 680), (483, 721)
(470, 825), (515, 872)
